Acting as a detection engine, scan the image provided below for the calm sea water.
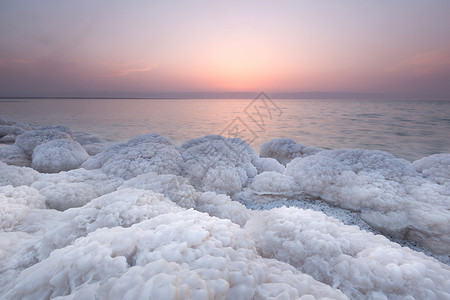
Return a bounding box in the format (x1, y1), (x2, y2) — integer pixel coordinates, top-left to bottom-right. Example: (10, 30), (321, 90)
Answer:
(1, 98), (449, 161)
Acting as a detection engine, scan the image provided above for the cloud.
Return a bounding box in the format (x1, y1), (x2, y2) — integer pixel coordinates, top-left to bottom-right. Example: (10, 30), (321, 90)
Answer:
(0, 59), (33, 67)
(389, 48), (450, 75)
(101, 61), (158, 77)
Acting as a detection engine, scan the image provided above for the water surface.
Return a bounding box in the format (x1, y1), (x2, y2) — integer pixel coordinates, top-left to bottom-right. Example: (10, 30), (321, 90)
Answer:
(1, 98), (449, 161)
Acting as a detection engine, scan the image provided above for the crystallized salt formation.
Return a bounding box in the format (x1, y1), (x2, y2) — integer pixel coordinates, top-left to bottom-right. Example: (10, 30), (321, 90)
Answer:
(31, 139), (90, 173)
(0, 145), (31, 167)
(245, 206), (450, 299)
(3, 205), (348, 300)
(0, 115), (33, 144)
(1, 118), (449, 299)
(260, 138), (324, 166)
(82, 133), (183, 179)
(180, 135), (263, 195)
(285, 149), (450, 254)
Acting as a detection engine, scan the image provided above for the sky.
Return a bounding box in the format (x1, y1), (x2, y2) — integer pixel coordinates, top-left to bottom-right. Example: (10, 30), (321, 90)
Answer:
(0, 0), (450, 99)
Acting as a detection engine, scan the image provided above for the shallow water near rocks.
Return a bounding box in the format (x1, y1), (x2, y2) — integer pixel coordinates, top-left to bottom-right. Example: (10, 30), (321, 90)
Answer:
(1, 98), (449, 161)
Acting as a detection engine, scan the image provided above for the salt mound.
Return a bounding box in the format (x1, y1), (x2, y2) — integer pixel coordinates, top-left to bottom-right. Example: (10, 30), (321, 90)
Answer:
(0, 115), (32, 144)
(1, 118), (449, 299)
(73, 131), (106, 155)
(15, 128), (72, 155)
(0, 185), (45, 231)
(253, 157), (285, 174)
(246, 206), (450, 299)
(260, 138), (324, 165)
(281, 149), (450, 254)
(82, 134), (183, 179)
(0, 162), (122, 210)
(413, 153), (450, 185)
(0, 162), (40, 187)
(0, 145), (31, 167)
(30, 168), (123, 210)
(119, 172), (197, 209)
(31, 139), (89, 173)
(3, 207), (347, 300)
(180, 135), (258, 194)
(0, 189), (183, 288)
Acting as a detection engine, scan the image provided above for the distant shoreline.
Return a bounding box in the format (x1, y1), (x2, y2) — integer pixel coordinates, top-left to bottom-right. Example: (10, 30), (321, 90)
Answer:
(1, 96), (450, 101)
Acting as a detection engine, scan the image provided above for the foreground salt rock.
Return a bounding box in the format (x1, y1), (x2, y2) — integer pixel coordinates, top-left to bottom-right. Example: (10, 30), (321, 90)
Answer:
(0, 162), (123, 211)
(82, 133), (183, 179)
(0, 144), (30, 167)
(413, 153), (450, 186)
(73, 131), (106, 155)
(15, 127), (73, 155)
(2, 189), (347, 299)
(1, 119), (450, 299)
(246, 207), (450, 299)
(0, 115), (33, 144)
(3, 209), (348, 299)
(248, 147), (450, 255)
(180, 135), (260, 194)
(0, 189), (183, 288)
(31, 139), (90, 173)
(119, 172), (197, 209)
(260, 138), (324, 165)
(0, 185), (45, 231)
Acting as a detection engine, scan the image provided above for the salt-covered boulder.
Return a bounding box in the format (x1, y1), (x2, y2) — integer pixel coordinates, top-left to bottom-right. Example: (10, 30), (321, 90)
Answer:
(0, 134), (16, 144)
(246, 206), (450, 299)
(283, 149), (450, 254)
(119, 172), (197, 209)
(260, 138), (324, 166)
(0, 145), (31, 167)
(251, 171), (299, 197)
(180, 135), (258, 194)
(0, 115), (33, 144)
(253, 157), (285, 174)
(0, 189), (183, 289)
(0, 115), (33, 130)
(0, 185), (45, 231)
(3, 204), (347, 300)
(30, 168), (123, 210)
(413, 153), (450, 185)
(195, 191), (252, 227)
(82, 134), (182, 180)
(73, 131), (106, 155)
(0, 125), (26, 138)
(15, 128), (72, 155)
(37, 125), (73, 138)
(31, 139), (89, 173)
(0, 162), (41, 187)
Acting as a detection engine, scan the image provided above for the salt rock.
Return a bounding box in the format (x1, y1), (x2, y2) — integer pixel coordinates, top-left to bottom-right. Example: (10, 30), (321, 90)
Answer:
(119, 172), (197, 208)
(31, 139), (89, 173)
(180, 135), (258, 194)
(0, 185), (45, 231)
(260, 138), (324, 166)
(29, 168), (123, 210)
(82, 134), (182, 180)
(73, 131), (106, 155)
(3, 207), (347, 300)
(253, 157), (285, 174)
(0, 145), (31, 167)
(246, 206), (450, 299)
(0, 162), (41, 187)
(413, 153), (450, 185)
(15, 128), (72, 155)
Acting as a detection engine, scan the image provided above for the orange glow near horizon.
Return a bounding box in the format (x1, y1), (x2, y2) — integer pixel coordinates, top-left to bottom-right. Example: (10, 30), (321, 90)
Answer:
(1, 1), (450, 97)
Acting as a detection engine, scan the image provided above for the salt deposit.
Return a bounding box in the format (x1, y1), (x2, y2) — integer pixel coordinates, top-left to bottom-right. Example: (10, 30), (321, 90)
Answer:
(0, 118), (449, 299)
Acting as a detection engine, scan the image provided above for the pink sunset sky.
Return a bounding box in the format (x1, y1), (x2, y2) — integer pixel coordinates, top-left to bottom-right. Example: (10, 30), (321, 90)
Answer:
(0, 1), (449, 99)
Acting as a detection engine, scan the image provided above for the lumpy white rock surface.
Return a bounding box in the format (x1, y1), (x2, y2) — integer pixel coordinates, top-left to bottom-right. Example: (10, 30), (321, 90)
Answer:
(1, 119), (449, 299)
(31, 139), (89, 173)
